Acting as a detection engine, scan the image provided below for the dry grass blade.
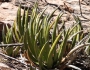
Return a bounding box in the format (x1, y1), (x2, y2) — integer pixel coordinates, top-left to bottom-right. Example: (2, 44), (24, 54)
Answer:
(69, 30), (83, 40)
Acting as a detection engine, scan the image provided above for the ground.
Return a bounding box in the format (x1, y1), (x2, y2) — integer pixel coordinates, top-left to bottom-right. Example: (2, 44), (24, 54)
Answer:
(0, 0), (90, 70)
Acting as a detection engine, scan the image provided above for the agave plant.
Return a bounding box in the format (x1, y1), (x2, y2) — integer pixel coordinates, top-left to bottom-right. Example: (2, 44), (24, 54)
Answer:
(22, 3), (87, 70)
(2, 25), (20, 57)
(1, 5), (28, 57)
(2, 2), (90, 70)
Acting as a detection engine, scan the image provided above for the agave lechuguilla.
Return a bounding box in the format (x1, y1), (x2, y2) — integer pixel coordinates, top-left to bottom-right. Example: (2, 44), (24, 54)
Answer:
(2, 3), (90, 70)
(23, 4), (86, 70)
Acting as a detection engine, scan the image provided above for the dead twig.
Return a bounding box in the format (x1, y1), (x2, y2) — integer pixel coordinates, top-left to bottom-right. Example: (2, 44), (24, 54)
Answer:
(79, 0), (82, 16)
(0, 43), (23, 47)
(79, 0), (90, 20)
(0, 40), (72, 47)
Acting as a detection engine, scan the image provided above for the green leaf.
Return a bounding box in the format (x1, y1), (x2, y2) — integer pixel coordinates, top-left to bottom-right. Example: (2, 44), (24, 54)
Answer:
(6, 47), (13, 56)
(47, 32), (62, 68)
(21, 8), (25, 35)
(48, 8), (58, 22)
(25, 8), (29, 31)
(17, 6), (21, 35)
(27, 28), (36, 58)
(58, 30), (69, 63)
(52, 14), (62, 62)
(34, 28), (42, 58)
(2, 25), (6, 43)
(38, 41), (48, 70)
(13, 21), (20, 42)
